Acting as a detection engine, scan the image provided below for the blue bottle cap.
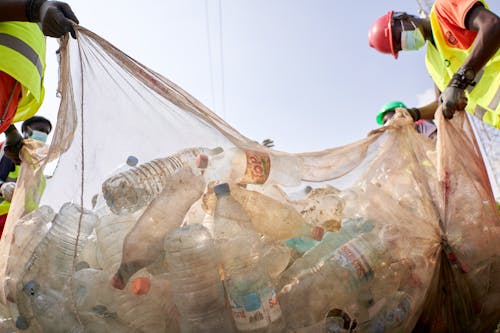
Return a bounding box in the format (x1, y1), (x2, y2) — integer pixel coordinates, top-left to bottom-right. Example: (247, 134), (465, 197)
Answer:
(16, 316), (30, 330)
(214, 183), (230, 197)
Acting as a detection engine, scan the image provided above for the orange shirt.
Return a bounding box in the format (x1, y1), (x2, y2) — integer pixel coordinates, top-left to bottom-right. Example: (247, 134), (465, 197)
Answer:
(0, 71), (21, 134)
(433, 0), (480, 49)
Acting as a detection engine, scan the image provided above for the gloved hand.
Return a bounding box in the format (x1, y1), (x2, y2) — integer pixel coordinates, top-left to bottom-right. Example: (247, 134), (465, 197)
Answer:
(0, 182), (16, 202)
(3, 125), (23, 165)
(27, 0), (79, 38)
(440, 86), (468, 119)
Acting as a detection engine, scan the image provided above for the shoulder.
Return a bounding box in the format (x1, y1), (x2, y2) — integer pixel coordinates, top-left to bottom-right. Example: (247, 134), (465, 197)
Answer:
(434, 0), (483, 28)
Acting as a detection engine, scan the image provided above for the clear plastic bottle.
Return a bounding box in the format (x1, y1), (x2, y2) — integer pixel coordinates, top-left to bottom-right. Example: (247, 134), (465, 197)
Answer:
(197, 147), (304, 186)
(226, 183), (324, 241)
(213, 183), (285, 332)
(102, 147), (221, 215)
(111, 166), (205, 289)
(15, 203), (97, 331)
(4, 205), (54, 304)
(164, 224), (233, 332)
(364, 291), (413, 332)
(277, 224), (397, 329)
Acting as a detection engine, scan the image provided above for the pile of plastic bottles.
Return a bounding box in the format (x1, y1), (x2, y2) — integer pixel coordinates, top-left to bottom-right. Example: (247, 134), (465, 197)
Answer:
(0, 146), (429, 332)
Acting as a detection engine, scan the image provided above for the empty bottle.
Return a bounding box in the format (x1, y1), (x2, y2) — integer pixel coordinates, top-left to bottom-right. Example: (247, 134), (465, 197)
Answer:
(213, 183), (285, 332)
(364, 291), (413, 332)
(102, 147), (221, 215)
(277, 224), (398, 329)
(111, 166), (205, 289)
(164, 224), (233, 332)
(197, 147), (304, 186)
(225, 183), (324, 241)
(15, 203), (97, 331)
(3, 205), (54, 304)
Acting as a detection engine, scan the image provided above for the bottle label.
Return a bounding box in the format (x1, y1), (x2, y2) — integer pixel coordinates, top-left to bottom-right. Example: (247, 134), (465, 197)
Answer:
(229, 292), (269, 330)
(332, 240), (374, 289)
(264, 288), (282, 323)
(241, 150), (270, 184)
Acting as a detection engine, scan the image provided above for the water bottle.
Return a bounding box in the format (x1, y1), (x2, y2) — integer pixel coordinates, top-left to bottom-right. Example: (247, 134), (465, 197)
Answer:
(197, 147), (304, 186)
(365, 291), (413, 332)
(277, 224), (397, 329)
(15, 203), (97, 331)
(102, 147), (221, 215)
(164, 224), (233, 332)
(213, 183), (285, 332)
(111, 166), (205, 289)
(4, 205), (54, 304)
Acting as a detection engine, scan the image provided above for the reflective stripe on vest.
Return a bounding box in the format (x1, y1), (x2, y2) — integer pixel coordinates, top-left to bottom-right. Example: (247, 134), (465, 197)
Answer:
(426, 2), (500, 128)
(0, 22), (46, 122)
(0, 33), (43, 78)
(0, 165), (19, 216)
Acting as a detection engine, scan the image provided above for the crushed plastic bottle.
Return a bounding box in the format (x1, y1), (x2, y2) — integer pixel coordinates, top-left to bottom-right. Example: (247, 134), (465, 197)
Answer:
(111, 166), (205, 289)
(277, 224), (400, 329)
(102, 147), (221, 215)
(213, 183), (285, 332)
(197, 147), (304, 186)
(164, 224), (233, 332)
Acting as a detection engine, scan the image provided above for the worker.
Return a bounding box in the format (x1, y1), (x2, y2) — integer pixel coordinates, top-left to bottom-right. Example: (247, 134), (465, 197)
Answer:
(377, 101), (437, 140)
(0, 115), (52, 237)
(0, 0), (78, 162)
(368, 0), (500, 128)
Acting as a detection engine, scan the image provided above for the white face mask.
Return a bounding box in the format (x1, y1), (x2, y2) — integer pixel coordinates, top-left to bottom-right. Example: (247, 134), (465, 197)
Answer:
(401, 20), (426, 51)
(30, 130), (48, 143)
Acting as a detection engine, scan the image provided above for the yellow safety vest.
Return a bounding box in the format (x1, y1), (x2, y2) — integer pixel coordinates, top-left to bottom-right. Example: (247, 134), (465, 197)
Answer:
(0, 22), (46, 122)
(425, 1), (500, 128)
(0, 165), (19, 216)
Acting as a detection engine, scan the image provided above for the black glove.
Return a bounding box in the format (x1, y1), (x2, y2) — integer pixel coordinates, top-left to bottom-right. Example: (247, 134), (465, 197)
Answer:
(440, 68), (474, 119)
(26, 0), (79, 38)
(3, 125), (23, 165)
(407, 108), (421, 122)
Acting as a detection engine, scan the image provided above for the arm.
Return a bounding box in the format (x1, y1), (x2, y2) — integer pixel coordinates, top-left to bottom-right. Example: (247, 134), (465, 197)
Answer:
(0, 0), (28, 21)
(461, 4), (500, 74)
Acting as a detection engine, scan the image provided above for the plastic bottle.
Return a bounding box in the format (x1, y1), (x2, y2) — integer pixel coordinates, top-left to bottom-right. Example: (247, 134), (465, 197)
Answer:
(4, 205), (54, 304)
(364, 291), (413, 332)
(225, 183), (324, 241)
(164, 224), (233, 332)
(15, 203), (97, 331)
(213, 183), (285, 332)
(102, 147), (221, 215)
(277, 224), (398, 329)
(285, 217), (374, 258)
(111, 166), (205, 289)
(197, 147), (304, 186)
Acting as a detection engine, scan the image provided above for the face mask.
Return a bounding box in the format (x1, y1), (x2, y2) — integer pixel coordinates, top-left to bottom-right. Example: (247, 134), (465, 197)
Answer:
(401, 20), (426, 51)
(30, 130), (48, 143)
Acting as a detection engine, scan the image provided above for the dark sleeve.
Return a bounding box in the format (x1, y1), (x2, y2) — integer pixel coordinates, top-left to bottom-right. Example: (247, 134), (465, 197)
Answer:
(0, 156), (15, 182)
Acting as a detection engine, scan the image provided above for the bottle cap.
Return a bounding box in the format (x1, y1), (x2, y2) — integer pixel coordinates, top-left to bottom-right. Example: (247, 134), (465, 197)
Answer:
(16, 316), (30, 330)
(131, 277), (151, 295)
(214, 183), (230, 197)
(310, 226), (324, 241)
(196, 154), (209, 169)
(126, 155), (139, 167)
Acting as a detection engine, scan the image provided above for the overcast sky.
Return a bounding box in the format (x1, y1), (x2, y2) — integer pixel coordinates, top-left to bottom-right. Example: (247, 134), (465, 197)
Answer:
(34, 0), (499, 153)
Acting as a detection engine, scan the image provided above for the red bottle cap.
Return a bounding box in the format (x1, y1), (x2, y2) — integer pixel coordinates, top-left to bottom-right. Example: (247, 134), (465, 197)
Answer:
(131, 277), (151, 295)
(196, 154), (208, 169)
(311, 226), (324, 241)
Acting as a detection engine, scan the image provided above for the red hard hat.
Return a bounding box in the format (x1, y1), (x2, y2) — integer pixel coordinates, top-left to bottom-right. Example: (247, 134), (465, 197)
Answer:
(368, 11), (398, 59)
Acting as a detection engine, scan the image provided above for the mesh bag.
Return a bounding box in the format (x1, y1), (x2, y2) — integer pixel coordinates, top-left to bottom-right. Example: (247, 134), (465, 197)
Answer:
(0, 27), (497, 332)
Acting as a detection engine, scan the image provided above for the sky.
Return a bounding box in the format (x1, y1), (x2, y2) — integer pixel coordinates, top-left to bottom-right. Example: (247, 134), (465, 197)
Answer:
(34, 0), (499, 154)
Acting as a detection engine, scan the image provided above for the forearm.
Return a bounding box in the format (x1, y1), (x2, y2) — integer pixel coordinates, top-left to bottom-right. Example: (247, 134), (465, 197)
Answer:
(0, 0), (28, 22)
(418, 100), (439, 120)
(461, 5), (500, 74)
